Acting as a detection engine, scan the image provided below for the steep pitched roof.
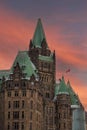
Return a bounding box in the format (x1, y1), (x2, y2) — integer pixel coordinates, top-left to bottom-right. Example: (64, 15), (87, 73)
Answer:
(32, 18), (48, 48)
(67, 81), (80, 105)
(11, 51), (38, 79)
(57, 76), (69, 95)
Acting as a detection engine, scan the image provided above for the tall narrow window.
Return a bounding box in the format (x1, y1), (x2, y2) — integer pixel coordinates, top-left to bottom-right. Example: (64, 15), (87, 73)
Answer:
(21, 122), (24, 130)
(8, 101), (11, 108)
(64, 123), (66, 128)
(22, 100), (25, 108)
(30, 112), (32, 120)
(8, 122), (10, 130)
(22, 111), (24, 119)
(30, 122), (32, 130)
(8, 112), (10, 119)
(30, 101), (33, 109)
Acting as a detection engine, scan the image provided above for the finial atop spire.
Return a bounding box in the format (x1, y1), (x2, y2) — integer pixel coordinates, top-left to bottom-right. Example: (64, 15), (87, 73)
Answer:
(32, 18), (48, 48)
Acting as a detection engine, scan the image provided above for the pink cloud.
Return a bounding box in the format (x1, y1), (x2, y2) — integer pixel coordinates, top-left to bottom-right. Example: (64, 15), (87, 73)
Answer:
(0, 6), (35, 69)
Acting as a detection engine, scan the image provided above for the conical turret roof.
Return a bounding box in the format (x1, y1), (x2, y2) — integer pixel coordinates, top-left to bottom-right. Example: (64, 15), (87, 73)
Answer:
(57, 76), (69, 95)
(32, 18), (48, 48)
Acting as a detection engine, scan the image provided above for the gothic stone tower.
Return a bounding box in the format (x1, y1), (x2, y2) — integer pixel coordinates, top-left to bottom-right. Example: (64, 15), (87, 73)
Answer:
(29, 18), (56, 130)
(29, 19), (55, 100)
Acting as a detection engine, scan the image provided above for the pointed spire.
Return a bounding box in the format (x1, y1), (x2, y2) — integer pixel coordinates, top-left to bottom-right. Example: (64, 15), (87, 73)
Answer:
(32, 18), (48, 48)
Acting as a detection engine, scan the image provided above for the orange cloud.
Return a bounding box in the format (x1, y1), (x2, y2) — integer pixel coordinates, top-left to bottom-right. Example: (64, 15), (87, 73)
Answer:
(46, 28), (87, 70)
(0, 6), (35, 69)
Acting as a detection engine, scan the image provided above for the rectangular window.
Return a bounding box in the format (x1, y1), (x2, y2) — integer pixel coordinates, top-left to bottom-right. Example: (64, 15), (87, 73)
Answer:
(64, 123), (66, 128)
(8, 91), (11, 97)
(21, 122), (24, 130)
(58, 123), (61, 129)
(58, 113), (61, 119)
(15, 91), (19, 96)
(30, 122), (32, 130)
(12, 122), (19, 130)
(22, 111), (24, 119)
(8, 122), (10, 130)
(8, 112), (10, 119)
(22, 90), (26, 96)
(30, 112), (32, 120)
(30, 101), (33, 109)
(46, 92), (50, 98)
(13, 111), (19, 119)
(13, 101), (19, 108)
(8, 101), (11, 109)
(48, 116), (53, 126)
(22, 100), (25, 108)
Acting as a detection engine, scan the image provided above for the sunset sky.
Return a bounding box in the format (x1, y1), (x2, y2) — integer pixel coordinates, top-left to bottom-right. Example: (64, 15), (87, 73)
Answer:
(0, 1), (87, 110)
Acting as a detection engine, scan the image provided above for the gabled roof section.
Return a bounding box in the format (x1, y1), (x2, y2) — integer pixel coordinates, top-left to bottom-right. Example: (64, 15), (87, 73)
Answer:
(32, 18), (48, 48)
(11, 51), (38, 79)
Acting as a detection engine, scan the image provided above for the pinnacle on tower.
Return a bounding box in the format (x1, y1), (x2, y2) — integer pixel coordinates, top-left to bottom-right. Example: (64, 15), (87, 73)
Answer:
(32, 18), (48, 48)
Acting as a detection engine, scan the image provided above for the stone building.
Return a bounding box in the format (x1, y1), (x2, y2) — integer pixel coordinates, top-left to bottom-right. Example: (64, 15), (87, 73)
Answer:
(0, 19), (86, 130)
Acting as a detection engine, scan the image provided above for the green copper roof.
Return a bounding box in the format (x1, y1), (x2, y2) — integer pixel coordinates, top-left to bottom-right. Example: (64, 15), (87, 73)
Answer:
(57, 76), (69, 95)
(55, 78), (80, 105)
(32, 18), (48, 48)
(11, 51), (38, 78)
(55, 83), (60, 96)
(0, 70), (10, 89)
(0, 70), (10, 79)
(38, 54), (53, 62)
(67, 81), (80, 105)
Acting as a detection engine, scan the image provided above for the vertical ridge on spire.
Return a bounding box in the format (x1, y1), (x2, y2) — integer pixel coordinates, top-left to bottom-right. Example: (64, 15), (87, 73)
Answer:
(32, 18), (48, 48)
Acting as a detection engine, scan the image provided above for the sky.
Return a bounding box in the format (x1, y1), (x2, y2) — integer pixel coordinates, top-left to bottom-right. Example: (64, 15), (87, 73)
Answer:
(0, 0), (87, 110)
